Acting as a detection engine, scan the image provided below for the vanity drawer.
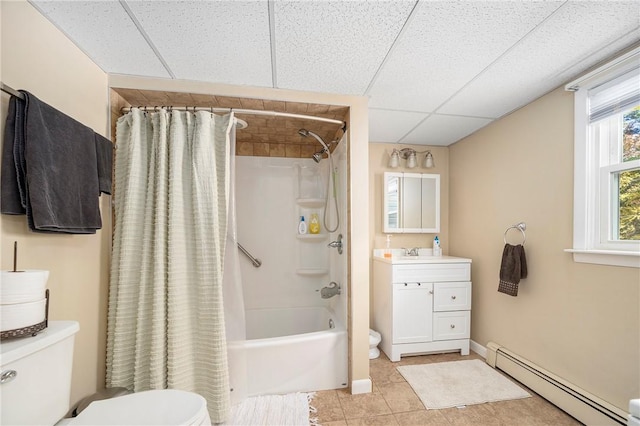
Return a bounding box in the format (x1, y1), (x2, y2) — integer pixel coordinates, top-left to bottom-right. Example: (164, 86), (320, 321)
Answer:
(433, 282), (471, 311)
(391, 263), (470, 283)
(433, 311), (470, 341)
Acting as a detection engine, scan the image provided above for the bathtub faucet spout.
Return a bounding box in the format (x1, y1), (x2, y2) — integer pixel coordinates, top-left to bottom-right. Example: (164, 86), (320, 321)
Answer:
(320, 282), (341, 299)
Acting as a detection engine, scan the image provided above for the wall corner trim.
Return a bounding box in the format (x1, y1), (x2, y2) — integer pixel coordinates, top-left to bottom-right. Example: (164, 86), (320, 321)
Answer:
(470, 340), (487, 358)
(351, 379), (372, 395)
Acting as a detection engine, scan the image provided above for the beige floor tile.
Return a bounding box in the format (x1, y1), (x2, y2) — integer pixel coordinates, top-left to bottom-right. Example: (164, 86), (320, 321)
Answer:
(315, 351), (583, 426)
(322, 421), (348, 426)
(370, 361), (406, 385)
(311, 390), (346, 424)
(517, 395), (582, 425)
(393, 409), (451, 425)
(438, 404), (502, 425)
(377, 381), (425, 413)
(338, 393), (392, 420)
(346, 414), (399, 426)
(488, 397), (579, 425)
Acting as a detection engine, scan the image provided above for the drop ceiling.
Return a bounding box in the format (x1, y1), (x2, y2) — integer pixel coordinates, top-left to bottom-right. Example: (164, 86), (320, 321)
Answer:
(30, 0), (640, 146)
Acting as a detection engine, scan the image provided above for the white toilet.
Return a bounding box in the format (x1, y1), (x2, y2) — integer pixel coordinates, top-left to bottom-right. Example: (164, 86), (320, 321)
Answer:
(369, 329), (381, 359)
(0, 321), (211, 425)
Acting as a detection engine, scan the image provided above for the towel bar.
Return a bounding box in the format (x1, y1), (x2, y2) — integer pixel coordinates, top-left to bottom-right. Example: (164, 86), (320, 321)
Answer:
(503, 222), (526, 245)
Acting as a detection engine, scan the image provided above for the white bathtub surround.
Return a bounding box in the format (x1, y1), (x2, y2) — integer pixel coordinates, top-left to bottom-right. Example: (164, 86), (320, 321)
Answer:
(233, 136), (348, 397)
(108, 109), (234, 423)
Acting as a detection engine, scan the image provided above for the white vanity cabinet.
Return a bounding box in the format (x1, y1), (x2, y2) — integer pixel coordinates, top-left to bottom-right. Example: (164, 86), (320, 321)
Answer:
(373, 255), (472, 362)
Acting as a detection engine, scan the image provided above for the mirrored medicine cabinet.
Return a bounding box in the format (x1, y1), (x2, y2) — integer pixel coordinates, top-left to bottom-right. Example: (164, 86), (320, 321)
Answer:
(383, 172), (440, 233)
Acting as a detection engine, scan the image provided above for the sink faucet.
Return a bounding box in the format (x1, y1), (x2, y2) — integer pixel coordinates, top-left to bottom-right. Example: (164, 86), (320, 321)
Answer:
(402, 247), (420, 256)
(320, 282), (341, 299)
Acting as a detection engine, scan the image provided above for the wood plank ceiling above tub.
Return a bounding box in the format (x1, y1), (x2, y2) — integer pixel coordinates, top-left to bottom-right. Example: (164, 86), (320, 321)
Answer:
(111, 88), (348, 159)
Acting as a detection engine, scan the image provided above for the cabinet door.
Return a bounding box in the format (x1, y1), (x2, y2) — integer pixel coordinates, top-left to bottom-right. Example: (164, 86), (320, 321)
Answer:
(392, 283), (433, 344)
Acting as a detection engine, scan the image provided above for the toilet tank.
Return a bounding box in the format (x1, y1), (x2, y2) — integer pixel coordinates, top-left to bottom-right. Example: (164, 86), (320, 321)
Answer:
(0, 321), (79, 425)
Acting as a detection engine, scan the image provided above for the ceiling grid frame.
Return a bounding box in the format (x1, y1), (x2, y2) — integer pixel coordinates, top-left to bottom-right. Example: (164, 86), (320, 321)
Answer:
(28, 0), (640, 146)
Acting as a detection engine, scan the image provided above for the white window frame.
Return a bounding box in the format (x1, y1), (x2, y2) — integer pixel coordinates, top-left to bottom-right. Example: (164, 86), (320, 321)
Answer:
(565, 47), (640, 268)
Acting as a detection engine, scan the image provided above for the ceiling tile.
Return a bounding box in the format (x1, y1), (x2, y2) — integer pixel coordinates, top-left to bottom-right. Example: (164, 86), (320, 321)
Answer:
(438, 1), (640, 118)
(30, 1), (171, 78)
(401, 114), (492, 146)
(124, 0), (273, 86)
(274, 1), (415, 95)
(369, 108), (428, 143)
(367, 1), (564, 112)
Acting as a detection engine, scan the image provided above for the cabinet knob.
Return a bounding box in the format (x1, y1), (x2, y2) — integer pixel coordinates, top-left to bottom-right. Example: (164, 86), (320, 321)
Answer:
(417, 282), (421, 286)
(404, 283), (408, 286)
(451, 295), (457, 300)
(429, 290), (433, 295)
(450, 324), (456, 329)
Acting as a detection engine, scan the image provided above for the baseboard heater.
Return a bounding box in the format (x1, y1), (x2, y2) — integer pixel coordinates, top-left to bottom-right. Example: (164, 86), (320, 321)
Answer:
(486, 342), (627, 425)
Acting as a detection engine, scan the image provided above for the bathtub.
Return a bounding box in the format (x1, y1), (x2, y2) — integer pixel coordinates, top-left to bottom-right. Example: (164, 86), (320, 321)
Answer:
(228, 306), (348, 397)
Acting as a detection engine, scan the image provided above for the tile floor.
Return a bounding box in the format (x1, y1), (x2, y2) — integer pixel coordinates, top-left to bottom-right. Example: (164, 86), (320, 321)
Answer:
(311, 351), (583, 426)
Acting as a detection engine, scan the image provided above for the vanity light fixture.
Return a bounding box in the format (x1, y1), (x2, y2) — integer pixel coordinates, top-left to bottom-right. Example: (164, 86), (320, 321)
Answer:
(388, 148), (435, 169)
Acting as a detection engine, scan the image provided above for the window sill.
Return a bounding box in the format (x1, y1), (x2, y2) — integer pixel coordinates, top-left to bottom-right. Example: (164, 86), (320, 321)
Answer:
(564, 249), (640, 268)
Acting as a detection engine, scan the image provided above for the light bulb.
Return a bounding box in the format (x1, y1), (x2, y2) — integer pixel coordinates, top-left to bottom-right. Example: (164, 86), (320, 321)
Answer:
(424, 152), (434, 168)
(388, 149), (400, 168)
(407, 152), (417, 168)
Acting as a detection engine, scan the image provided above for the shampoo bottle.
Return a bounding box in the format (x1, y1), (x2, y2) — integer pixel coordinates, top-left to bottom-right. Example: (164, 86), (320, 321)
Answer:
(298, 216), (307, 234)
(309, 213), (321, 234)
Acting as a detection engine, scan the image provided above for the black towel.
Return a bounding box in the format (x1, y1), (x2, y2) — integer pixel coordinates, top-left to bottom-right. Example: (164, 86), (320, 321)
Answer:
(1, 91), (104, 233)
(1, 97), (25, 214)
(95, 133), (113, 195)
(498, 244), (528, 296)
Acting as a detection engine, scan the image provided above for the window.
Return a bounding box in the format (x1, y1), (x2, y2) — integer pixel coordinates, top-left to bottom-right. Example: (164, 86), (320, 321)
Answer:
(566, 47), (640, 268)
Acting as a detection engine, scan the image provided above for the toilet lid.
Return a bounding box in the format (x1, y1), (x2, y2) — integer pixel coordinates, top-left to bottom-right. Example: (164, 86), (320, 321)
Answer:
(69, 389), (210, 425)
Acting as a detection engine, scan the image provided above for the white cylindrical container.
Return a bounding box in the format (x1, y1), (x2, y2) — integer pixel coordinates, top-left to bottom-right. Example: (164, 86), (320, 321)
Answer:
(0, 270), (49, 304)
(1, 298), (47, 331)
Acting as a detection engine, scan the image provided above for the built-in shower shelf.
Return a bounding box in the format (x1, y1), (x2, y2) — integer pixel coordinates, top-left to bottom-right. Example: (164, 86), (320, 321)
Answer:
(296, 268), (329, 276)
(296, 234), (328, 241)
(296, 198), (325, 209)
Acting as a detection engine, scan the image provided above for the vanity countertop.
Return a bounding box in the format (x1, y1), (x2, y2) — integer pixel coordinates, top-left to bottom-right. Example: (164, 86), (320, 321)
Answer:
(372, 250), (472, 265)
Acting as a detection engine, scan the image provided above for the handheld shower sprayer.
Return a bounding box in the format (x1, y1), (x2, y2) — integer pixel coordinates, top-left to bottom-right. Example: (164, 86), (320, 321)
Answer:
(298, 128), (330, 151)
(298, 128), (340, 233)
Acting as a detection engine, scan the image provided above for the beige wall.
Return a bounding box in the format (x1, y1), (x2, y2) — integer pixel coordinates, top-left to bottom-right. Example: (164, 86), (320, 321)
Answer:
(0, 0), (110, 406)
(449, 87), (639, 410)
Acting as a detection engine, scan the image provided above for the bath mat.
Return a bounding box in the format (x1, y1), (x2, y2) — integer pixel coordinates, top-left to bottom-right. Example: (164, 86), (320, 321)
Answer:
(227, 392), (316, 425)
(397, 359), (531, 409)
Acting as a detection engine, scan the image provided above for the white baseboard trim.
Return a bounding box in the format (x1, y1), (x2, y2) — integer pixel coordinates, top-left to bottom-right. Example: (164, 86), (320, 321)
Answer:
(351, 378), (372, 394)
(470, 340), (487, 358)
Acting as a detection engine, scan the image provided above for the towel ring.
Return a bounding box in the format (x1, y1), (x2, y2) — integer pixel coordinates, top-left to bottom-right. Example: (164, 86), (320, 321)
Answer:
(504, 222), (526, 245)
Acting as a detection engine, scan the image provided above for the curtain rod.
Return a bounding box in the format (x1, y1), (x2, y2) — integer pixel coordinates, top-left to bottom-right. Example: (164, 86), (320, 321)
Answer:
(1, 82), (24, 100)
(121, 105), (347, 128)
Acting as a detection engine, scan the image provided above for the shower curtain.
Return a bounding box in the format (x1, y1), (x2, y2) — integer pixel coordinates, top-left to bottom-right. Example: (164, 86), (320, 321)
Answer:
(106, 108), (234, 422)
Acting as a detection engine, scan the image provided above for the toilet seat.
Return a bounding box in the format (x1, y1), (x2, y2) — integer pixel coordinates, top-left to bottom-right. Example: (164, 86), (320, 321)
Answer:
(66, 389), (211, 425)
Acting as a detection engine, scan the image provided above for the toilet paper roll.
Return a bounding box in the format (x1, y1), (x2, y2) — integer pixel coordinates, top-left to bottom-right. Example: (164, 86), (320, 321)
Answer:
(0, 298), (47, 331)
(0, 270), (49, 305)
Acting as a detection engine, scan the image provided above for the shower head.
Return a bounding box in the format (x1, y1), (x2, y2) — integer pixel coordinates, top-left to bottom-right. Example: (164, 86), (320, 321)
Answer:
(298, 128), (330, 151)
(312, 148), (328, 163)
